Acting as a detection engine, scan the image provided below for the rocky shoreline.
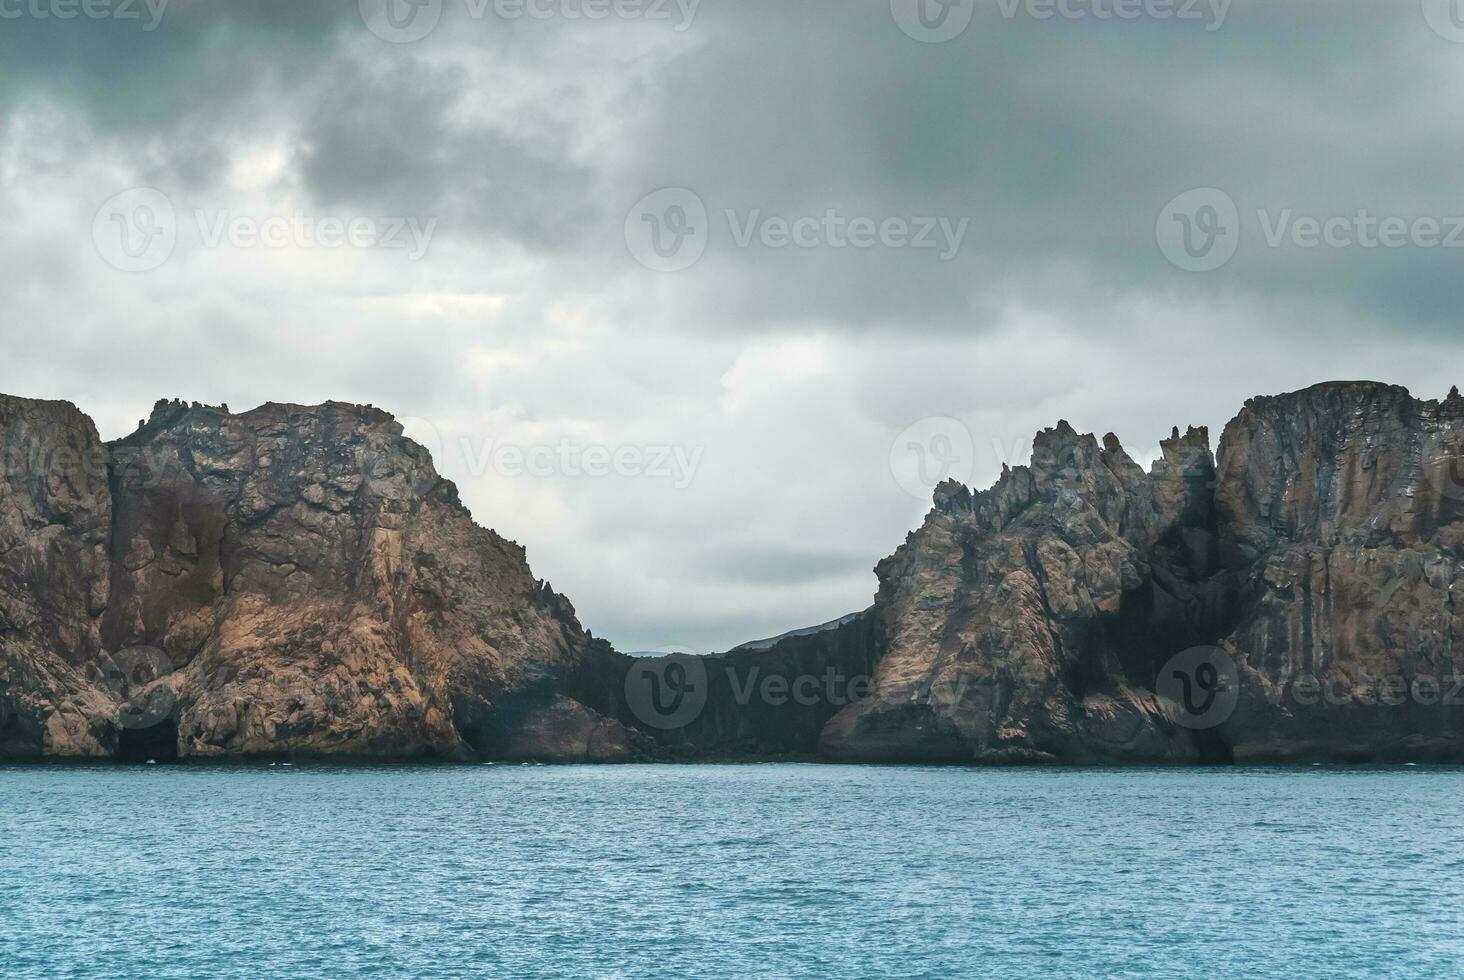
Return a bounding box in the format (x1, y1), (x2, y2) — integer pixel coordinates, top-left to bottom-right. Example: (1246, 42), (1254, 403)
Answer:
(3, 381), (1462, 765)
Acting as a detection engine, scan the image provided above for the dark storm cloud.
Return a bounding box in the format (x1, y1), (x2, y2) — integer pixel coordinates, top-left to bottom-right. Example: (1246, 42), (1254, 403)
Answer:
(5, 0), (1459, 334)
(296, 52), (599, 250)
(4, 0), (1463, 652)
(0, 0), (348, 188)
(619, 0), (1464, 333)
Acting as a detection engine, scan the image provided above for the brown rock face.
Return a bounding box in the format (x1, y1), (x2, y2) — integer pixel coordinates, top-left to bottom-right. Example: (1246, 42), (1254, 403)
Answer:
(501, 696), (636, 764)
(1214, 383), (1464, 760)
(0, 396), (114, 759)
(820, 382), (1464, 763)
(3, 381), (1461, 764)
(1, 396), (629, 762)
(821, 422), (1222, 763)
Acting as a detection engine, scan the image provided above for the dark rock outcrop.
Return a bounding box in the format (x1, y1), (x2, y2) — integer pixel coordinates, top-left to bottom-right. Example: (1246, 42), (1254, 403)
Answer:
(620, 613), (880, 760)
(3, 381), (1461, 764)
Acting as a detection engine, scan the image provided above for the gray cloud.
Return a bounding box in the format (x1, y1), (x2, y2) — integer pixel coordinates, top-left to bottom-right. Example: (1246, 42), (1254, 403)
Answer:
(2, 0), (1462, 651)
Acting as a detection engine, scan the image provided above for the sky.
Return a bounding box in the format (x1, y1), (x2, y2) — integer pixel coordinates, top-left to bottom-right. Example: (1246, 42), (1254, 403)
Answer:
(3, 0), (1463, 653)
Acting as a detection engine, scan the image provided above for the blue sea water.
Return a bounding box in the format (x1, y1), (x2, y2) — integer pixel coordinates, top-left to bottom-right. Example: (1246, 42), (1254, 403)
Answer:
(1, 765), (1462, 978)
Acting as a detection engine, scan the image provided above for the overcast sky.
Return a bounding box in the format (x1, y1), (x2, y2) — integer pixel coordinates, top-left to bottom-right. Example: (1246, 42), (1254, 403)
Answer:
(3, 0), (1463, 652)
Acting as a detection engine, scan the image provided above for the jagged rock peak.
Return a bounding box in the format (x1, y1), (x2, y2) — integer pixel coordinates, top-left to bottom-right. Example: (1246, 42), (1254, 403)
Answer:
(932, 478), (974, 515)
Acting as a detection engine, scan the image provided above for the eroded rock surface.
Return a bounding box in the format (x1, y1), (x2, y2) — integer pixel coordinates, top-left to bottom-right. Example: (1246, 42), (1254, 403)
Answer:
(821, 421), (1222, 763)
(820, 382), (1464, 763)
(3, 382), (1461, 764)
(0, 395), (114, 759)
(1, 397), (627, 762)
(1215, 383), (1464, 761)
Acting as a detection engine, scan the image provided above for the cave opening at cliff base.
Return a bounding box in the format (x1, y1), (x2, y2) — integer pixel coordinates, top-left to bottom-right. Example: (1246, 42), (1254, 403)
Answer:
(116, 718), (179, 764)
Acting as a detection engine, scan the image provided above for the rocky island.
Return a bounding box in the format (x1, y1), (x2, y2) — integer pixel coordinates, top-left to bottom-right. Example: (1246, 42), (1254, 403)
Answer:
(2, 381), (1461, 764)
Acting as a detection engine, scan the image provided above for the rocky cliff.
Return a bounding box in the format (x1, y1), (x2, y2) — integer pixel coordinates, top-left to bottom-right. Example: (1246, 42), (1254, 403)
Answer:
(819, 381), (1464, 764)
(3, 382), (1461, 764)
(0, 395), (634, 762)
(1213, 383), (1464, 761)
(0, 396), (114, 759)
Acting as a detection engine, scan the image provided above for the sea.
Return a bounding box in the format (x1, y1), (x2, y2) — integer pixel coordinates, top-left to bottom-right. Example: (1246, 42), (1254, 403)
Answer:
(2, 764), (1461, 978)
